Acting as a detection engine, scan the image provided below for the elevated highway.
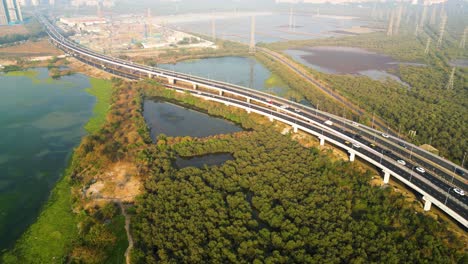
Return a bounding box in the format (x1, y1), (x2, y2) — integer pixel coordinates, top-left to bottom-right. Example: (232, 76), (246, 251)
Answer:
(37, 15), (468, 228)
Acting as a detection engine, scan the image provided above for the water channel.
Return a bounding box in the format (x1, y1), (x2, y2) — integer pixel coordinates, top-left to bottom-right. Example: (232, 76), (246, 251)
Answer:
(0, 68), (95, 250)
(175, 153), (234, 169)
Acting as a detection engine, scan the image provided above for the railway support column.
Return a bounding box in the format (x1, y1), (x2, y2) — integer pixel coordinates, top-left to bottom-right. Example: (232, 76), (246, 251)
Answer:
(292, 125), (298, 133)
(247, 98), (251, 103)
(148, 73), (152, 79)
(319, 137), (325, 146)
(219, 90), (223, 96)
(348, 150), (356, 162)
(269, 115), (274, 122)
(383, 170), (391, 184)
(192, 84), (197, 90)
(423, 196), (432, 211)
(168, 78), (175, 84)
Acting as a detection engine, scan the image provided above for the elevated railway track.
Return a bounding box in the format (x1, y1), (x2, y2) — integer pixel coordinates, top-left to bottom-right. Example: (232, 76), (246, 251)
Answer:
(38, 15), (467, 228)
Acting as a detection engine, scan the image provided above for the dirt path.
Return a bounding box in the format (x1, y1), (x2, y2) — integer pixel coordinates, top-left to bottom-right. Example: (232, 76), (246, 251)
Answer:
(118, 202), (134, 264)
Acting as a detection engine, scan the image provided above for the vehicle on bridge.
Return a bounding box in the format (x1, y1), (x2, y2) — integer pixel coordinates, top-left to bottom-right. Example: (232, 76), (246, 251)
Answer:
(453, 188), (465, 196)
(397, 160), (406, 166)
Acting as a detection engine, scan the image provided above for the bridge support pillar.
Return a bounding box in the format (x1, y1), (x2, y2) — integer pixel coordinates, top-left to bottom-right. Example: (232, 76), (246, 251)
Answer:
(292, 125), (298, 133)
(348, 150), (356, 162)
(319, 137), (325, 146)
(423, 196), (432, 211)
(269, 115), (274, 122)
(383, 170), (391, 184)
(219, 90), (223, 96)
(192, 84), (197, 90)
(247, 98), (251, 103)
(148, 73), (152, 79)
(168, 78), (175, 85)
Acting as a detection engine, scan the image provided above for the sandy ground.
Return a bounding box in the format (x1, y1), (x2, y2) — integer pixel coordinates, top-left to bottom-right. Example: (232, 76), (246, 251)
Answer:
(342, 26), (378, 34)
(0, 39), (63, 58)
(66, 57), (116, 79)
(0, 24), (29, 37)
(86, 162), (142, 203)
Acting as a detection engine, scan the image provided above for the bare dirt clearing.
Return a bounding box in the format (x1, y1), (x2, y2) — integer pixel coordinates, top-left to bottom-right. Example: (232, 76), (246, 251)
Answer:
(0, 39), (62, 58)
(0, 25), (29, 37)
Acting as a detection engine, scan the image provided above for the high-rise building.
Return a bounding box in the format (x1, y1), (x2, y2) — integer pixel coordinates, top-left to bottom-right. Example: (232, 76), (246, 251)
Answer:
(0, 0), (23, 25)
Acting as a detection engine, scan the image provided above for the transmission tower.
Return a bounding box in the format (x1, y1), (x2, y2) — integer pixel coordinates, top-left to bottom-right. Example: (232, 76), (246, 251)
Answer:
(147, 8), (152, 38)
(437, 14), (447, 48)
(289, 7), (293, 30)
(249, 16), (256, 54)
(460, 27), (467, 49)
(211, 16), (216, 41)
(405, 8), (411, 24)
(424, 38), (431, 54)
(446, 67), (455, 90)
(387, 10), (395, 36)
(394, 5), (403, 35)
(430, 5), (437, 25)
(420, 3), (428, 28)
(97, 2), (102, 18)
(371, 3), (376, 19)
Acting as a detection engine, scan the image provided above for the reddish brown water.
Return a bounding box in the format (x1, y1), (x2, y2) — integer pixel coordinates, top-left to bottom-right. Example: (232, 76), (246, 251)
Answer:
(286, 46), (398, 74)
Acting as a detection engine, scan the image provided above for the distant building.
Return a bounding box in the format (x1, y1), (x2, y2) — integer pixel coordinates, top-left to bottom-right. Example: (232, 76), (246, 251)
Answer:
(0, 0), (23, 25)
(71, 0), (115, 8)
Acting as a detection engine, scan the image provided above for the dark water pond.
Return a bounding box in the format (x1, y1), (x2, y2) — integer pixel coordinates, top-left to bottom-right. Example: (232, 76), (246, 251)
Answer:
(143, 100), (242, 140)
(175, 153), (234, 169)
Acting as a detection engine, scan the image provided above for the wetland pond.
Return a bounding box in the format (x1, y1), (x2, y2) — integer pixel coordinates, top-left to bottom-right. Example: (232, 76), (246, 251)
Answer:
(143, 99), (242, 140)
(286, 46), (411, 86)
(0, 68), (95, 251)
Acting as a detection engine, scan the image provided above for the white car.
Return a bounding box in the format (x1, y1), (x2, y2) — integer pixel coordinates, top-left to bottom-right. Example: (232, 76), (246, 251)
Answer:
(294, 108), (301, 113)
(397, 160), (406, 166)
(453, 188), (465, 196)
(280, 105), (289, 109)
(351, 122), (359, 127)
(352, 143), (361, 149)
(381, 133), (389, 138)
(324, 120), (333, 126)
(415, 166), (426, 173)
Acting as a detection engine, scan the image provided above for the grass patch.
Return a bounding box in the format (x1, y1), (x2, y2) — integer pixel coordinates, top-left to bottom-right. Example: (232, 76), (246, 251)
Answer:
(1, 165), (78, 264)
(264, 73), (287, 88)
(85, 78), (112, 134)
(104, 215), (128, 264)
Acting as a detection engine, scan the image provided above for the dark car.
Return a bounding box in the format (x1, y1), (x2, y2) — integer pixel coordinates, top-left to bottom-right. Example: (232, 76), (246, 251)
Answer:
(455, 168), (465, 177)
